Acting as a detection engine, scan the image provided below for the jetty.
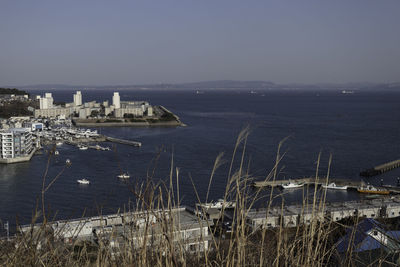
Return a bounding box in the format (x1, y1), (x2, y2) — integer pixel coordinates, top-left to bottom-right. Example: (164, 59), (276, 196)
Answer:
(105, 136), (142, 147)
(252, 177), (400, 194)
(360, 159), (400, 177)
(253, 177), (363, 189)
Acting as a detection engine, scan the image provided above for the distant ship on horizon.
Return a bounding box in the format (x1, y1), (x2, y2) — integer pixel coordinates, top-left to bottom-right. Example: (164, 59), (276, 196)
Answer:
(341, 90), (355, 94)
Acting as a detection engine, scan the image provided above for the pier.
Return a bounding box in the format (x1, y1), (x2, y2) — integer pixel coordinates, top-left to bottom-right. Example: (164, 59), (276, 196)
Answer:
(360, 159), (400, 177)
(253, 177), (364, 189)
(105, 136), (142, 147)
(252, 177), (400, 194)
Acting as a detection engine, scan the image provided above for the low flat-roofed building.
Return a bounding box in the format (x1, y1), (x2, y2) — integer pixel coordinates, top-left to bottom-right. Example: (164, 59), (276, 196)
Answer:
(286, 205), (325, 225)
(20, 207), (211, 253)
(246, 208), (280, 229)
(356, 203), (382, 219)
(385, 203), (400, 218)
(328, 202), (357, 221)
(34, 107), (72, 118)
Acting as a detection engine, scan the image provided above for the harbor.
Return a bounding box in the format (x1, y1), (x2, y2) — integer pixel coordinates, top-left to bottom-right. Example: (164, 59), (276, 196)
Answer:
(35, 122), (142, 149)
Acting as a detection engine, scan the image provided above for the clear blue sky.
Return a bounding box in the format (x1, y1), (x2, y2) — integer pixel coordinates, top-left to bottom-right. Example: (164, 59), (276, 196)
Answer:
(1, 0), (399, 85)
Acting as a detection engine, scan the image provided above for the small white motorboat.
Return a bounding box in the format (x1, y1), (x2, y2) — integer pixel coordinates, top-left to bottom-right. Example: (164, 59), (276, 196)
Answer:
(281, 180), (304, 189)
(196, 199), (236, 210)
(322, 182), (348, 190)
(77, 179), (90, 184)
(117, 173), (130, 179)
(78, 145), (88, 150)
(66, 159), (71, 164)
(56, 142), (63, 146)
(54, 150), (59, 155)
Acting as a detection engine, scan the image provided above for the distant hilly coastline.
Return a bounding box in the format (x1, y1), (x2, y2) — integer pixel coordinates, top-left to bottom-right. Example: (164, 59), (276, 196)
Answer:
(8, 80), (400, 92)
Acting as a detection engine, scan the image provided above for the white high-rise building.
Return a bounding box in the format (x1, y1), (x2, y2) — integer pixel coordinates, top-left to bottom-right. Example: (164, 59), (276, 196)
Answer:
(39, 93), (54, 109)
(113, 92), (121, 109)
(73, 91), (82, 106)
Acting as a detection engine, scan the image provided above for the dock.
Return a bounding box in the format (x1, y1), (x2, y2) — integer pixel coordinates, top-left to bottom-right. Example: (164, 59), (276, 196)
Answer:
(252, 177), (400, 194)
(360, 159), (400, 177)
(253, 177), (363, 189)
(105, 136), (142, 147)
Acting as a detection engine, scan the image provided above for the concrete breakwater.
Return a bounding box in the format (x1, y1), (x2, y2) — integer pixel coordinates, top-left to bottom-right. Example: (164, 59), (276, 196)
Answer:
(360, 159), (400, 177)
(253, 177), (400, 194)
(73, 120), (184, 127)
(63, 136), (141, 147)
(253, 177), (366, 190)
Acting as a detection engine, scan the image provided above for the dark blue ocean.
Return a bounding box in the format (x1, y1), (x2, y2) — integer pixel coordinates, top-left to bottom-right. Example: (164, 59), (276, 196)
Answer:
(1, 90), (400, 230)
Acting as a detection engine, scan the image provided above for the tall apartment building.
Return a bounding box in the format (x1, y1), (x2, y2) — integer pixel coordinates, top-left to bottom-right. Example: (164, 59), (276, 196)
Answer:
(0, 128), (33, 159)
(73, 91), (82, 106)
(39, 93), (54, 109)
(112, 92), (121, 109)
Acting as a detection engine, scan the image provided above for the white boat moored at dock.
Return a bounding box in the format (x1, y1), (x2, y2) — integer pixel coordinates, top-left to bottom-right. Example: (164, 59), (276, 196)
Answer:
(322, 182), (348, 190)
(196, 199), (236, 210)
(281, 180), (304, 189)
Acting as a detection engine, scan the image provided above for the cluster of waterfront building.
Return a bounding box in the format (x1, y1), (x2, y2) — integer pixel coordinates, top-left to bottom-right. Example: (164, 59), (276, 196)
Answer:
(16, 196), (400, 254)
(20, 207), (211, 253)
(0, 115), (101, 162)
(246, 197), (400, 229)
(34, 91), (153, 119)
(0, 90), (156, 162)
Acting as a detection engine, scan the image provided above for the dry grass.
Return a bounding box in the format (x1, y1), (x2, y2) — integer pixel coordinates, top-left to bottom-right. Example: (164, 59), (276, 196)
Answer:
(0, 129), (397, 266)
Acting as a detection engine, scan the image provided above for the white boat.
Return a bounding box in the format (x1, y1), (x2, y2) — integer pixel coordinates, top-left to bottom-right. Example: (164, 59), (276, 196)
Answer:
(322, 182), (348, 190)
(56, 142), (63, 146)
(66, 159), (71, 164)
(196, 199), (236, 210)
(117, 173), (130, 179)
(281, 181), (304, 189)
(54, 150), (59, 155)
(78, 145), (88, 150)
(77, 179), (90, 184)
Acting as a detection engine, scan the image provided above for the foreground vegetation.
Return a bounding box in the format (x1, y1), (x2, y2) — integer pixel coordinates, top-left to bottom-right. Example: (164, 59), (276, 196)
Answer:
(1, 129), (398, 266)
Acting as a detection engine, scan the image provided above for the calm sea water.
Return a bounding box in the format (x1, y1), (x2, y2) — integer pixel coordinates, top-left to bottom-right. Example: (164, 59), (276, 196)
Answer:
(1, 90), (400, 229)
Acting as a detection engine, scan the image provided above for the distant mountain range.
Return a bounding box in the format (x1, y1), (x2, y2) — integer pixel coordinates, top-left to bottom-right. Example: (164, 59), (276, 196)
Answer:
(10, 80), (400, 91)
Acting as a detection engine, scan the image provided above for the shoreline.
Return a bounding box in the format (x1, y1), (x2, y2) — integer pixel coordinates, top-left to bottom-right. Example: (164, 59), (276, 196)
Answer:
(73, 120), (186, 127)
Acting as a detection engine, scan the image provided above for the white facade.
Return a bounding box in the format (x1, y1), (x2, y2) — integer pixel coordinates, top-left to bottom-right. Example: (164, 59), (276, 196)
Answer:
(147, 106), (153, 116)
(39, 93), (54, 109)
(115, 107), (143, 118)
(34, 107), (72, 118)
(73, 91), (82, 106)
(112, 92), (121, 109)
(23, 122), (44, 131)
(0, 131), (13, 158)
(0, 128), (33, 159)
